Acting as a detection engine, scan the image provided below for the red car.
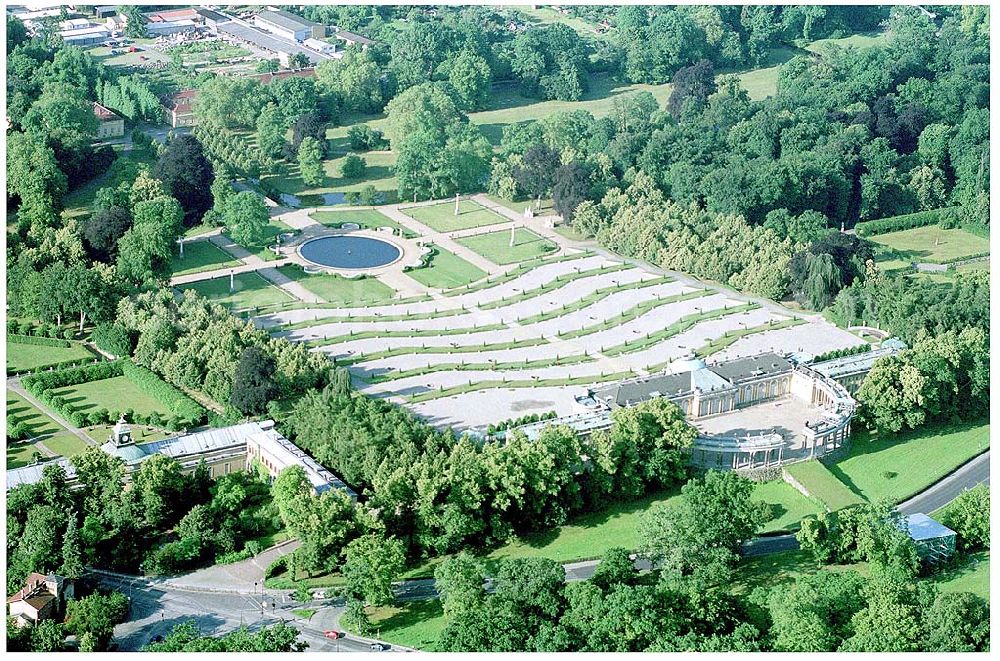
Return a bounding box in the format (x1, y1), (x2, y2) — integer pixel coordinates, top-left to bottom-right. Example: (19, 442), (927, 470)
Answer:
(323, 631), (344, 640)
(129, 46), (138, 52)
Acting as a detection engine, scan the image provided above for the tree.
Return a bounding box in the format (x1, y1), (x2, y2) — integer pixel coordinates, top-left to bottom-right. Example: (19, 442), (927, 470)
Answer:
(271, 77), (317, 125)
(383, 82), (464, 147)
(119, 4), (147, 37)
(82, 207), (131, 259)
(513, 144), (560, 205)
(446, 50), (492, 110)
(316, 50), (386, 113)
(640, 471), (768, 590)
(434, 552), (486, 618)
(297, 137), (325, 187)
(589, 547), (638, 591)
(29, 619), (66, 652)
(230, 346), (278, 416)
(766, 570), (865, 652)
(7, 15), (28, 53)
(341, 534), (405, 607)
(922, 592), (990, 652)
(290, 112), (326, 155)
(142, 620), (307, 652)
(287, 52), (310, 70)
(64, 591), (129, 652)
(133, 454), (188, 530)
(256, 103), (287, 160)
(340, 154), (366, 179)
(224, 191), (270, 248)
(668, 59), (717, 120)
(552, 161), (590, 222)
(940, 485), (989, 550)
(153, 135), (215, 226)
(59, 514), (84, 579)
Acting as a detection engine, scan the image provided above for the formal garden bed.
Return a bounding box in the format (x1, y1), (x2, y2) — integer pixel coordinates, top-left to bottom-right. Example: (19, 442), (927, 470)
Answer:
(455, 227), (559, 265)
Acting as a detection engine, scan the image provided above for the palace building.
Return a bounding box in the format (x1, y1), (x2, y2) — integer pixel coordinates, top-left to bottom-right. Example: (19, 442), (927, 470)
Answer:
(514, 342), (905, 471)
(6, 418), (354, 498)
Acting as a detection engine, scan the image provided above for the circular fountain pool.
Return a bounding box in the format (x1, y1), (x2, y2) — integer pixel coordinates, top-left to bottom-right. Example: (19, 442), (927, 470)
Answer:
(299, 235), (402, 270)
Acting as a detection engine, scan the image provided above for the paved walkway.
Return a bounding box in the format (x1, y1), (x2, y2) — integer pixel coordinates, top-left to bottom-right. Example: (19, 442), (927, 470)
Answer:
(377, 205), (505, 277)
(166, 539), (300, 593)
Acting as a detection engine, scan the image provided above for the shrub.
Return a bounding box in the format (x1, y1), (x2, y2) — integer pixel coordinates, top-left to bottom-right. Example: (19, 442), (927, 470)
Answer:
(6, 334), (71, 348)
(346, 125), (386, 151)
(854, 207), (959, 237)
(46, 325), (61, 338)
(812, 344), (872, 363)
(92, 323), (135, 358)
(63, 329), (76, 340)
(340, 154), (366, 179)
(17, 320), (34, 335)
(7, 420), (30, 442)
(265, 555), (288, 580)
(215, 548), (253, 565)
(940, 485), (989, 551)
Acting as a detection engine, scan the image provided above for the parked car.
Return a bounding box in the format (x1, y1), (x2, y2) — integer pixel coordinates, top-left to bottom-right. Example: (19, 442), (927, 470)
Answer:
(323, 630), (343, 640)
(128, 46), (137, 52)
(370, 643), (387, 651)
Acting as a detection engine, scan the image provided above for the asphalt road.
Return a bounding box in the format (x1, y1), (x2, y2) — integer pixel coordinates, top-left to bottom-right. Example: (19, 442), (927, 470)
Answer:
(97, 574), (399, 653)
(897, 450), (990, 515)
(102, 450), (989, 650)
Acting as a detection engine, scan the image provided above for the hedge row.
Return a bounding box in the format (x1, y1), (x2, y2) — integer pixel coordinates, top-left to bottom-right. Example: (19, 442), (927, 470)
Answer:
(6, 333), (71, 348)
(487, 410), (559, 435)
(812, 343), (872, 363)
(22, 359), (206, 431)
(7, 357), (103, 378)
(6, 320), (77, 341)
(961, 221), (989, 239)
(121, 360), (206, 428)
(854, 207), (958, 237)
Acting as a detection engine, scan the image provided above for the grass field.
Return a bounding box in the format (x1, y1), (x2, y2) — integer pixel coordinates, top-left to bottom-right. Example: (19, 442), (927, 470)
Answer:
(264, 151), (399, 207)
(170, 240), (240, 277)
(805, 30), (889, 55)
(933, 551), (989, 600)
(275, 265), (397, 305)
(404, 201), (507, 233)
(455, 227), (559, 265)
(738, 547), (989, 601)
(6, 340), (94, 373)
(7, 390), (90, 466)
(405, 246), (487, 289)
(403, 480), (820, 580)
(823, 422), (990, 504)
(51, 376), (173, 419)
(785, 460), (866, 510)
(311, 209), (417, 237)
(870, 226), (990, 265)
(360, 601), (447, 651)
(178, 272), (295, 310)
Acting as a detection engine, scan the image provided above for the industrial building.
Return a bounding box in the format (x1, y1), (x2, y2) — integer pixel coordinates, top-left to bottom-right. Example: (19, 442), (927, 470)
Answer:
(254, 9), (325, 41)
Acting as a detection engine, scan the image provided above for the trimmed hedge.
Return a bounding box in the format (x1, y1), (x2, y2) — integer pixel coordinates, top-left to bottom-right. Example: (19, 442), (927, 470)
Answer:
(7, 333), (71, 348)
(121, 360), (206, 429)
(22, 359), (207, 431)
(961, 222), (989, 239)
(855, 207), (959, 237)
(812, 344), (872, 363)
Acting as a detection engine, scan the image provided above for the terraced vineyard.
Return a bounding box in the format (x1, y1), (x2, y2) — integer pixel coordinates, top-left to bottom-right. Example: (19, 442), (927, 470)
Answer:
(258, 248), (862, 431)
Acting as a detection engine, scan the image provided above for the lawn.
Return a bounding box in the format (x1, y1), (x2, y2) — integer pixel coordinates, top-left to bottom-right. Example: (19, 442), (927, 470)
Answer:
(6, 339), (95, 373)
(360, 600), (447, 651)
(455, 227), (559, 265)
(7, 390), (91, 466)
(275, 265), (397, 305)
(404, 201), (507, 234)
(311, 209), (417, 237)
(170, 240), (240, 277)
(264, 151), (398, 207)
(51, 376), (173, 420)
(177, 272), (295, 310)
(932, 551), (989, 600)
(737, 547), (989, 601)
(822, 421), (990, 504)
(84, 423), (173, 445)
(785, 460), (866, 511)
(405, 246), (487, 290)
(805, 30), (889, 55)
(404, 480), (820, 579)
(869, 226), (990, 265)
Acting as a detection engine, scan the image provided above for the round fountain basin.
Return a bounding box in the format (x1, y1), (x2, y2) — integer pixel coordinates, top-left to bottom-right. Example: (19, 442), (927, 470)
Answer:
(299, 235), (401, 270)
